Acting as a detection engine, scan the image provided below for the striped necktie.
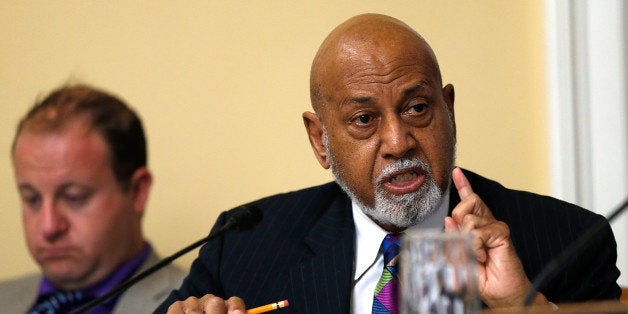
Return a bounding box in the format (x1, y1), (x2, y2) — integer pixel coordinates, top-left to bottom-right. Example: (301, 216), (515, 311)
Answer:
(29, 290), (90, 314)
(372, 233), (401, 314)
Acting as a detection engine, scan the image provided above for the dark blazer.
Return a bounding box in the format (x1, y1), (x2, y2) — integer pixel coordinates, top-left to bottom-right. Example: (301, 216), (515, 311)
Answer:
(155, 169), (620, 313)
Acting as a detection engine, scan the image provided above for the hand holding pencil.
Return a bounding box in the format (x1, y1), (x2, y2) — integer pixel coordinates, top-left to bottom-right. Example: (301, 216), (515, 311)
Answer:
(166, 294), (289, 314)
(246, 300), (289, 314)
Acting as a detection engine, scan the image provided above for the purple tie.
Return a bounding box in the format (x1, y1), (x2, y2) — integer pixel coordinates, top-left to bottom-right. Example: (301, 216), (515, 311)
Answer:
(372, 234), (401, 314)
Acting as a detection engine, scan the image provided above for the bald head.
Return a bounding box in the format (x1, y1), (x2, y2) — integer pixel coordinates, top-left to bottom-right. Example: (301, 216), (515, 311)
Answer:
(310, 13), (442, 113)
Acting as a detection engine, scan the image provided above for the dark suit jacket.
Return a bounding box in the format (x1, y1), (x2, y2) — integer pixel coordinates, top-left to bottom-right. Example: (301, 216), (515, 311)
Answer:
(155, 169), (620, 313)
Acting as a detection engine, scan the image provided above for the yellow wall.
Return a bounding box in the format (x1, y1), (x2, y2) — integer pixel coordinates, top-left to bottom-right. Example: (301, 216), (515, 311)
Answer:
(0, 1), (547, 280)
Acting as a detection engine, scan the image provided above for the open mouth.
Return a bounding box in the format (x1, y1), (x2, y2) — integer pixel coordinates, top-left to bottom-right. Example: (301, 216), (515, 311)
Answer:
(382, 168), (426, 194)
(390, 171), (419, 184)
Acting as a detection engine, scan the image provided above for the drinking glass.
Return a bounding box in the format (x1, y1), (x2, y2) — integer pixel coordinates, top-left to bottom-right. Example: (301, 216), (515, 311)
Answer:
(400, 229), (480, 314)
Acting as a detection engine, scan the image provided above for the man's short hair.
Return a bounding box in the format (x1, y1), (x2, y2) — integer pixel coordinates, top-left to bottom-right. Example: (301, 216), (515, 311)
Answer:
(12, 84), (147, 191)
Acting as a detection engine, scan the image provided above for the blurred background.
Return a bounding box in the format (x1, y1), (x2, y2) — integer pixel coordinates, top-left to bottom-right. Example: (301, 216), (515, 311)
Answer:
(1, 1), (625, 286)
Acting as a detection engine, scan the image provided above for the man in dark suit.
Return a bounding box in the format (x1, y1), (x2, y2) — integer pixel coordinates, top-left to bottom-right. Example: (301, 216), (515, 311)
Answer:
(157, 13), (621, 313)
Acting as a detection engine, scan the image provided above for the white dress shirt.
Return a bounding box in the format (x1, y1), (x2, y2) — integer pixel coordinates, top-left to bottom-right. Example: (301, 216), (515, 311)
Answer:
(350, 190), (450, 314)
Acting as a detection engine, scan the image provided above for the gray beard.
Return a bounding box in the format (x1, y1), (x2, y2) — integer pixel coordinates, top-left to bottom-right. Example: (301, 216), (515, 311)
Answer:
(323, 131), (446, 229)
(334, 157), (443, 229)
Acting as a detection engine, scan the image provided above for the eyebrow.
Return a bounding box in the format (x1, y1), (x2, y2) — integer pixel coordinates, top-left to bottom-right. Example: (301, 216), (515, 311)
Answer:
(350, 96), (373, 104)
(349, 82), (428, 104)
(18, 183), (36, 191)
(403, 82), (427, 96)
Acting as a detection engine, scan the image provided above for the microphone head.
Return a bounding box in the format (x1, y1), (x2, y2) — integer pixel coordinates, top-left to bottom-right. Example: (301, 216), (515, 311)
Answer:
(227, 204), (263, 231)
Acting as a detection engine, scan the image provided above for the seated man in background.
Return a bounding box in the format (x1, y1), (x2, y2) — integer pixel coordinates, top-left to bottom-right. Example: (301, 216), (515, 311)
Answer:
(158, 14), (621, 313)
(0, 84), (186, 313)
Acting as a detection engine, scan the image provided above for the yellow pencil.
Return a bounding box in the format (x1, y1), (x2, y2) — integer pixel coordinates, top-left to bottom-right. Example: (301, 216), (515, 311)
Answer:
(246, 299), (289, 314)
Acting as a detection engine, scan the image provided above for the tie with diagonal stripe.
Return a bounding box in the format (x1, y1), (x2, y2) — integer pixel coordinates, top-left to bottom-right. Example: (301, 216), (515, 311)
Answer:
(29, 289), (91, 314)
(372, 233), (401, 314)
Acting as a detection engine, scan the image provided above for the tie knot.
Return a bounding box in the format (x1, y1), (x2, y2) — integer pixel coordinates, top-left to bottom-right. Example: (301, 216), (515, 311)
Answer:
(382, 234), (401, 266)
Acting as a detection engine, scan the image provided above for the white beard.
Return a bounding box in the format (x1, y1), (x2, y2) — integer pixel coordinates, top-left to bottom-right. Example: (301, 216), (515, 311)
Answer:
(323, 130), (449, 229)
(334, 157), (443, 228)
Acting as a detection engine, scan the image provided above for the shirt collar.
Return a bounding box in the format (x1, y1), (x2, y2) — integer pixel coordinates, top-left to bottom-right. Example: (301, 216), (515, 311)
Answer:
(37, 242), (152, 299)
(352, 189), (450, 279)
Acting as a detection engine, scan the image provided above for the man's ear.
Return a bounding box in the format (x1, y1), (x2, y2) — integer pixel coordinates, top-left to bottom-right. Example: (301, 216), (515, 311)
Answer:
(129, 167), (153, 216)
(303, 111), (330, 169)
(443, 84), (456, 140)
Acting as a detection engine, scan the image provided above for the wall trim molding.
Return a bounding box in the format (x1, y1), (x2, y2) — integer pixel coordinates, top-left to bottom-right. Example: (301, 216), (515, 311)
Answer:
(545, 0), (627, 286)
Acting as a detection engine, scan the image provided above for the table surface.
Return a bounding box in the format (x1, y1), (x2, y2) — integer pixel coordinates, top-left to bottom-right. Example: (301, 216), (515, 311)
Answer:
(480, 300), (627, 313)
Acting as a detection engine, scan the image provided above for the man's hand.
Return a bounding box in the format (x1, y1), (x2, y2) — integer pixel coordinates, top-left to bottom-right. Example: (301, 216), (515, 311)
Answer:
(167, 295), (245, 314)
(444, 167), (548, 308)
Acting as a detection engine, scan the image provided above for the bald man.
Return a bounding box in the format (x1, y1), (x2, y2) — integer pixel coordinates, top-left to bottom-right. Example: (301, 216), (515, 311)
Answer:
(156, 14), (620, 313)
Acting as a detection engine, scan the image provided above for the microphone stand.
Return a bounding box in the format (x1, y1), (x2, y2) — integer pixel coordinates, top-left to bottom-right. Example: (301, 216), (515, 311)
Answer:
(523, 195), (628, 306)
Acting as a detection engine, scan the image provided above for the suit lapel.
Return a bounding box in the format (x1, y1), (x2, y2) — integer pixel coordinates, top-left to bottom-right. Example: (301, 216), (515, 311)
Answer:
(0, 274), (40, 313)
(115, 250), (185, 313)
(288, 192), (355, 313)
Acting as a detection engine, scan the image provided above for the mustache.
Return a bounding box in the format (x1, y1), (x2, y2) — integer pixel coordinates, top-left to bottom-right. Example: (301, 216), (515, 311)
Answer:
(376, 158), (431, 186)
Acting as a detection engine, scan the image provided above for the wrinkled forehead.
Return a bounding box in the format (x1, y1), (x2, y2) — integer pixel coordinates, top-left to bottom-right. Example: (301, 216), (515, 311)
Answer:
(334, 39), (437, 81)
(310, 15), (441, 112)
(310, 25), (442, 111)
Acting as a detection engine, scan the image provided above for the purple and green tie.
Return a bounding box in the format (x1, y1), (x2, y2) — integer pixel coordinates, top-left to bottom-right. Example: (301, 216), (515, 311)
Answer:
(372, 233), (401, 314)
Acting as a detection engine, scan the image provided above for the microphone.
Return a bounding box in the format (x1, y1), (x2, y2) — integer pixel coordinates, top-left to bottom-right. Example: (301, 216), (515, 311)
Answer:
(71, 204), (263, 314)
(523, 195), (628, 306)
(226, 204), (264, 231)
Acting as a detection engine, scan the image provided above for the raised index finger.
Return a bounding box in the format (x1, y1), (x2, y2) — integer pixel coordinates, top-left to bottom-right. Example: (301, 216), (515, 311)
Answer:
(453, 167), (474, 198)
(451, 167), (496, 220)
